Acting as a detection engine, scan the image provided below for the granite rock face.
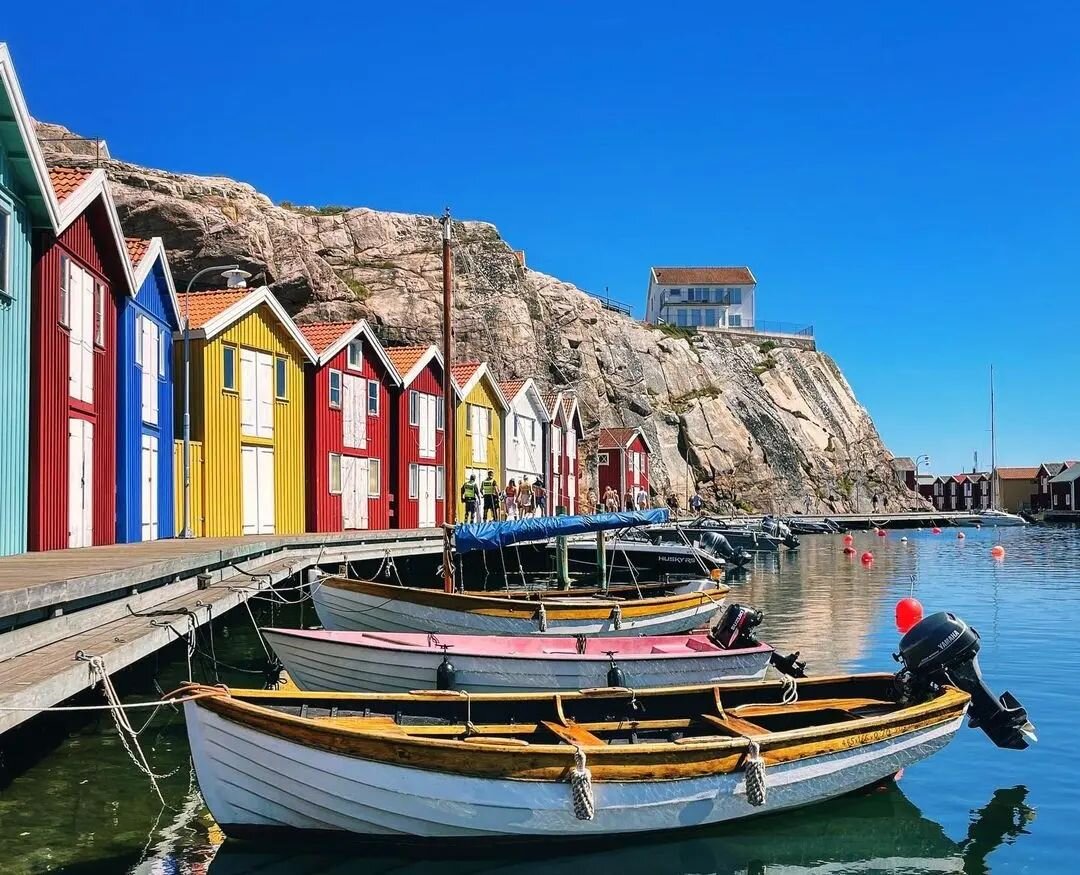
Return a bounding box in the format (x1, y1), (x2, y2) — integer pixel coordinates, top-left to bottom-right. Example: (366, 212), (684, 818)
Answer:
(38, 124), (917, 513)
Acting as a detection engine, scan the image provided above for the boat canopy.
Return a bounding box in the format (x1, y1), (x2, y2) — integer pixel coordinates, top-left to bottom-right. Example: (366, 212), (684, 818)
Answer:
(454, 509), (669, 554)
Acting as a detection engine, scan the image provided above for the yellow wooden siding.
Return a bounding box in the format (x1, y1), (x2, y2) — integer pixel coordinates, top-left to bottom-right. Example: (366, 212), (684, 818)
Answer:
(173, 439), (206, 537)
(192, 303), (307, 537)
(456, 373), (504, 491)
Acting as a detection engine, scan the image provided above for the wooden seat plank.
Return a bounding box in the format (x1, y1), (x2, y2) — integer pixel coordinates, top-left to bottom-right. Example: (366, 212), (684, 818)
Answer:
(699, 712), (769, 737)
(541, 720), (605, 746)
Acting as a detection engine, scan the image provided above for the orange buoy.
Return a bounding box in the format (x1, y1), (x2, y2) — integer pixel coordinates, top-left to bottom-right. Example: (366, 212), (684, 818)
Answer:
(931, 527), (942, 535)
(842, 534), (854, 545)
(957, 531), (966, 540)
(991, 545), (1006, 559)
(860, 551), (874, 564)
(843, 545), (856, 555)
(895, 596), (924, 632)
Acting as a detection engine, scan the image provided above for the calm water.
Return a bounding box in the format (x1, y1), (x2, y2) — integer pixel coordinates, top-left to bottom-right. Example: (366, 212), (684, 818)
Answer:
(2, 524), (1077, 874)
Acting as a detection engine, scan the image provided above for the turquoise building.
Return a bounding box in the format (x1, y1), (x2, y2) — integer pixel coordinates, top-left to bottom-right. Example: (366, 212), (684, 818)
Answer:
(0, 45), (61, 556)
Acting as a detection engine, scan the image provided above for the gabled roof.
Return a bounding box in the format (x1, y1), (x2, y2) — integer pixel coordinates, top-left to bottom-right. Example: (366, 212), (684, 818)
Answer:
(451, 361), (508, 410)
(386, 345), (446, 389)
(44, 165), (137, 295)
(994, 467), (1039, 480)
(1039, 462), (1065, 477)
(1050, 465), (1080, 484)
(889, 456), (916, 471)
(651, 266), (756, 286)
(127, 236), (181, 327)
(498, 378), (550, 422)
(598, 426), (653, 453)
(0, 44), (60, 226)
(539, 391), (564, 421)
(562, 394), (584, 437)
(916, 475), (936, 486)
(296, 319), (401, 383)
(178, 285), (316, 362)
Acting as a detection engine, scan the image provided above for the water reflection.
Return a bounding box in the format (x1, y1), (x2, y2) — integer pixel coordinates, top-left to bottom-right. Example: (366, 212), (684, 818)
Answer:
(201, 784), (1033, 875)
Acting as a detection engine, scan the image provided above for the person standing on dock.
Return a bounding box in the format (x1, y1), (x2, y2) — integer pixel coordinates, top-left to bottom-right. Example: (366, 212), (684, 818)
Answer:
(517, 477), (535, 518)
(504, 478), (518, 520)
(587, 486), (599, 514)
(624, 488), (635, 512)
(637, 487), (650, 512)
(689, 491), (703, 514)
(604, 486), (619, 513)
(533, 480), (546, 517)
(481, 470), (500, 522)
(461, 475), (479, 523)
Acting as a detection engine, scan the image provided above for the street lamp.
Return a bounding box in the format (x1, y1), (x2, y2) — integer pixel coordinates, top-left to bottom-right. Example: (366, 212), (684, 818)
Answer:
(915, 454), (931, 504)
(181, 263), (240, 538)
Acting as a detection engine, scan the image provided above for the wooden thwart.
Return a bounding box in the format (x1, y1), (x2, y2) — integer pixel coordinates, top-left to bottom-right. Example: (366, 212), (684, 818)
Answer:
(542, 720), (606, 746)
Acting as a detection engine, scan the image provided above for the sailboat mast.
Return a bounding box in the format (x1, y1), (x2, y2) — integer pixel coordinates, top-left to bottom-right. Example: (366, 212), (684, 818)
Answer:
(990, 364), (996, 510)
(441, 208), (456, 593)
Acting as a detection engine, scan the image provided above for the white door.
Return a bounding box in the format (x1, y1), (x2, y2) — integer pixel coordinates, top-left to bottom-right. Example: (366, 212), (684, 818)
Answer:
(256, 354), (274, 439)
(67, 418), (93, 548)
(141, 318), (158, 425)
(340, 457), (370, 531)
(355, 458), (369, 530)
(241, 446), (275, 535)
(342, 375), (367, 449)
(257, 447), (275, 534)
(141, 434), (159, 541)
(418, 465), (436, 528)
(67, 262), (95, 404)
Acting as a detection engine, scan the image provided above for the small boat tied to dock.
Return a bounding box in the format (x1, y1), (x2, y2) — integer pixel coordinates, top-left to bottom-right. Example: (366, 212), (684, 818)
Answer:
(182, 611), (1035, 842)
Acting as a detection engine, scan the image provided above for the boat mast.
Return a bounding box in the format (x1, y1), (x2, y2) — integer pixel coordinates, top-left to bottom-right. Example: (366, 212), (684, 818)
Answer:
(990, 364), (996, 510)
(441, 208), (456, 593)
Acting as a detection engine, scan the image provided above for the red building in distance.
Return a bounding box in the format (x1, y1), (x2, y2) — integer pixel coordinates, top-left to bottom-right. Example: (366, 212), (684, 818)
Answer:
(597, 426), (652, 508)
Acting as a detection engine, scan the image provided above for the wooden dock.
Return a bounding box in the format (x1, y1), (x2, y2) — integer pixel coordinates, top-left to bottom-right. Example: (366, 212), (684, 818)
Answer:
(0, 529), (441, 736)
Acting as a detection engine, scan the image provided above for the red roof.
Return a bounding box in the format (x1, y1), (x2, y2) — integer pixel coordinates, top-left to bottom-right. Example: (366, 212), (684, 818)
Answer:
(561, 395), (577, 420)
(450, 361), (481, 387)
(598, 427), (643, 450)
(539, 392), (561, 418)
(178, 289), (251, 329)
(297, 321), (355, 356)
(385, 345), (433, 379)
(48, 166), (93, 203)
(996, 467), (1038, 480)
(499, 379), (527, 399)
(652, 266), (755, 286)
(125, 237), (151, 267)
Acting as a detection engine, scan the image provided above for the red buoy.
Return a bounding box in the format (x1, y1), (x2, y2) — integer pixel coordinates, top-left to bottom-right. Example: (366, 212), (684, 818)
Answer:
(895, 596), (924, 633)
(957, 531), (966, 540)
(861, 551), (874, 564)
(931, 527), (942, 535)
(843, 545), (856, 555)
(876, 528), (887, 537)
(842, 534), (854, 545)
(991, 545), (1006, 559)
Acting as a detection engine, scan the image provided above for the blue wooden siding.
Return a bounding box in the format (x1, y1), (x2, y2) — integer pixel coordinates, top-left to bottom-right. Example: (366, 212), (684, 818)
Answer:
(116, 261), (177, 542)
(0, 144), (33, 556)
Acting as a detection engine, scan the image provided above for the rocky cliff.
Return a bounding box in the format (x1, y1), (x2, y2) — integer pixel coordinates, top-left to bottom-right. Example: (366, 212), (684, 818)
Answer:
(37, 122), (917, 513)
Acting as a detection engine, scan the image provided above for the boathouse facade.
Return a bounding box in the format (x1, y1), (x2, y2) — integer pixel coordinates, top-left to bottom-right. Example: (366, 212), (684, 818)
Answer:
(500, 378), (549, 501)
(29, 168), (135, 551)
(597, 426), (652, 505)
(116, 238), (180, 542)
(301, 320), (400, 532)
(451, 361), (507, 501)
(387, 345), (446, 528)
(178, 284), (315, 537)
(556, 395), (584, 514)
(0, 46), (56, 555)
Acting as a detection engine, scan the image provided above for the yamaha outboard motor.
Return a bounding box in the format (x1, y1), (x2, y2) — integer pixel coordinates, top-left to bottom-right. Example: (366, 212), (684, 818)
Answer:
(710, 603), (807, 677)
(895, 611), (1036, 750)
(698, 531), (752, 567)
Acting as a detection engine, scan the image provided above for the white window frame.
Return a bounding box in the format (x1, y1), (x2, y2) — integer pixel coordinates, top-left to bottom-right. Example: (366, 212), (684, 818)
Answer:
(408, 463), (419, 499)
(329, 369), (342, 408)
(134, 314), (144, 366)
(465, 403), (474, 435)
(329, 453), (342, 494)
(59, 255), (71, 328)
(436, 465), (445, 500)
(275, 356), (288, 400)
(94, 280), (105, 347)
(222, 344), (237, 392)
(158, 327), (167, 377)
(436, 398), (444, 430)
(409, 390), (419, 426)
(347, 339), (362, 370)
(368, 458), (381, 496)
(597, 452), (609, 466)
(367, 379), (379, 416)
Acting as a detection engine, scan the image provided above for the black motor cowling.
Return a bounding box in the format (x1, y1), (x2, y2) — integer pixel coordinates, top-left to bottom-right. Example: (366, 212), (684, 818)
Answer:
(710, 603), (807, 677)
(698, 532), (752, 567)
(896, 611), (1036, 750)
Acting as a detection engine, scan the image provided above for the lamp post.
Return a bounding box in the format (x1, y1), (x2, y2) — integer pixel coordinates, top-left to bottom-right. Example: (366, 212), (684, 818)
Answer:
(181, 263), (240, 538)
(915, 454), (930, 505)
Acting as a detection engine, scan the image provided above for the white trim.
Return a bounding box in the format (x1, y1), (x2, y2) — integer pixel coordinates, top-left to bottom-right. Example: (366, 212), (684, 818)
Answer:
(312, 318), (402, 385)
(453, 362), (509, 411)
(562, 395), (584, 437)
(502, 378), (551, 424)
(130, 237), (182, 328)
(0, 44), (62, 228)
(185, 285), (317, 362)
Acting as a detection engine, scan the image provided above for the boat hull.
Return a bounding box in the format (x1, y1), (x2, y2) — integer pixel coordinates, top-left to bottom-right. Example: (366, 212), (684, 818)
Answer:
(262, 629), (772, 693)
(311, 578), (725, 637)
(185, 701), (963, 839)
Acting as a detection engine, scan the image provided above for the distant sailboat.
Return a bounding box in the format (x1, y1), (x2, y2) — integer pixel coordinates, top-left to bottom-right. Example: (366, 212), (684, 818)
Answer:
(981, 364), (1027, 527)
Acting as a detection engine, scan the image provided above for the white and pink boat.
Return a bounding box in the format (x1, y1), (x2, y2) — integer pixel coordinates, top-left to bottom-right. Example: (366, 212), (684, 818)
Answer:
(261, 628), (774, 694)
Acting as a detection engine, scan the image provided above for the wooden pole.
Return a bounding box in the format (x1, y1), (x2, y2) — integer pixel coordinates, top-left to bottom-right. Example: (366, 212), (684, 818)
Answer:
(441, 209), (457, 593)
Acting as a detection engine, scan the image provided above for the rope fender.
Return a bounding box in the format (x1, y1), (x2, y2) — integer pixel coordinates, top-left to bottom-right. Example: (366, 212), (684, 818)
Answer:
(537, 603), (548, 632)
(569, 746), (595, 820)
(744, 739), (767, 807)
(610, 603), (623, 630)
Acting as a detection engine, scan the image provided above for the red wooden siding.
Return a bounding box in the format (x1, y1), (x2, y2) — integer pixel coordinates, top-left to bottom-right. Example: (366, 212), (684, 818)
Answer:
(597, 434), (650, 503)
(391, 359), (445, 529)
(598, 448), (623, 500)
(625, 434), (650, 496)
(28, 208), (123, 551)
(306, 344), (393, 531)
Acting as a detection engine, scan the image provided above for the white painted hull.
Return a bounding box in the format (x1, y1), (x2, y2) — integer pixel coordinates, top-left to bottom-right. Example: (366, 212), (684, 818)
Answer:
(186, 702), (963, 839)
(312, 582), (723, 637)
(263, 630), (771, 694)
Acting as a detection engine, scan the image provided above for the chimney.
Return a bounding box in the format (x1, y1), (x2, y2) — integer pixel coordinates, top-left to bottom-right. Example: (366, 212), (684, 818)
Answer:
(222, 268), (252, 289)
(514, 250), (526, 268)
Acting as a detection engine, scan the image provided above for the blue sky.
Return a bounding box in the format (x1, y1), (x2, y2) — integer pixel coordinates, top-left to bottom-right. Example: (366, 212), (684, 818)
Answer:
(5, 2), (1078, 473)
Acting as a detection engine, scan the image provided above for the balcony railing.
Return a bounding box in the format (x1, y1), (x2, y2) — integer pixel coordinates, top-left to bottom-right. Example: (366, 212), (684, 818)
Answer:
(589, 292), (632, 316)
(719, 320), (814, 338)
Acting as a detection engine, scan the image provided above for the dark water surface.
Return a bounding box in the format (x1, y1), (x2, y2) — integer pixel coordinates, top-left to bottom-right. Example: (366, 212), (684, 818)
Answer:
(1, 525), (1075, 873)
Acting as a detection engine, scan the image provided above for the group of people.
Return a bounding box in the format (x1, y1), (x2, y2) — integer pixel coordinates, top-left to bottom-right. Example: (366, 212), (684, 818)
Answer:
(587, 486), (705, 516)
(460, 471), (547, 523)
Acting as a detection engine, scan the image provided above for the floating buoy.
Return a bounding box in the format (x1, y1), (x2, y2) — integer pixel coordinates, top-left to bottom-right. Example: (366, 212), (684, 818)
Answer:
(900, 536), (908, 542)
(991, 545), (1006, 559)
(957, 531), (965, 540)
(931, 527), (942, 535)
(842, 534), (854, 546)
(876, 528), (887, 537)
(843, 545), (856, 556)
(895, 596), (924, 632)
(860, 551), (874, 564)
(975, 523), (981, 530)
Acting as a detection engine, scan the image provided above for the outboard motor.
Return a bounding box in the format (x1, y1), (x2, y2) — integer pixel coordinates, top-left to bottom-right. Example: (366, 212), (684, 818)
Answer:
(710, 603), (807, 677)
(895, 611), (1036, 750)
(698, 531), (752, 567)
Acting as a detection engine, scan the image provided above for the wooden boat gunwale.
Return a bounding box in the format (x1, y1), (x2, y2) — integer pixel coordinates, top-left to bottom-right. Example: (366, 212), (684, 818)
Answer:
(187, 676), (969, 782)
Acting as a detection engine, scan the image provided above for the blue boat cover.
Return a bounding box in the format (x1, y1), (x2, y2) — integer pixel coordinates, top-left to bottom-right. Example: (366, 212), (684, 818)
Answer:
(454, 509), (669, 554)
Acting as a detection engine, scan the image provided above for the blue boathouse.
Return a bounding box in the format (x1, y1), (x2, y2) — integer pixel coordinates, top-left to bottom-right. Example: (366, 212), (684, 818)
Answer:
(116, 237), (180, 541)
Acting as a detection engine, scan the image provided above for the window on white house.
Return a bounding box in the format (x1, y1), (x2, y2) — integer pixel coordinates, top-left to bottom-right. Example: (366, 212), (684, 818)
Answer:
(329, 370), (342, 408)
(367, 380), (379, 415)
(408, 463), (418, 499)
(368, 459), (381, 496)
(329, 454), (342, 494)
(347, 339), (362, 370)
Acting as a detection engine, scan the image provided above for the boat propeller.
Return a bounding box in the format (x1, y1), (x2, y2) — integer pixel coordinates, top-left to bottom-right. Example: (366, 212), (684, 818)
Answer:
(894, 611), (1037, 750)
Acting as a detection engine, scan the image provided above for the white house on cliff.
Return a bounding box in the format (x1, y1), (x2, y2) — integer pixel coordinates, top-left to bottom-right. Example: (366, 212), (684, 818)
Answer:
(645, 266), (757, 329)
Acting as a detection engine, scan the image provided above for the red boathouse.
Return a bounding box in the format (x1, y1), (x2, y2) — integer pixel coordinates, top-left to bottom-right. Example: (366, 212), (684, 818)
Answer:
(597, 426), (652, 507)
(28, 167), (135, 550)
(386, 345), (446, 529)
(300, 320), (400, 532)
